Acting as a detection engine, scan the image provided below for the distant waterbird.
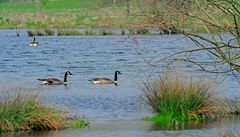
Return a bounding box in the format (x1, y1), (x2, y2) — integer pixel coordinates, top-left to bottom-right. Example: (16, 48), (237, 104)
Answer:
(89, 71), (121, 85)
(29, 37), (39, 47)
(16, 30), (20, 37)
(37, 71), (72, 85)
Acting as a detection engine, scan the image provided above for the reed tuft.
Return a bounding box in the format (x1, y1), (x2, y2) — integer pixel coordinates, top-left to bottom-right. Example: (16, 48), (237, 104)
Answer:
(27, 29), (54, 36)
(57, 29), (82, 36)
(143, 73), (214, 124)
(0, 88), (86, 132)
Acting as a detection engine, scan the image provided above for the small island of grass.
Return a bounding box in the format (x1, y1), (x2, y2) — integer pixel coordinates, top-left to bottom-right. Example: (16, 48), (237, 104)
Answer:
(142, 73), (240, 127)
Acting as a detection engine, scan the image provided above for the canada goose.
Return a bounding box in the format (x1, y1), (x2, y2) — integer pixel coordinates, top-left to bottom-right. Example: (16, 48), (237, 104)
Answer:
(29, 37), (39, 46)
(37, 71), (72, 85)
(89, 71), (121, 85)
(16, 30), (20, 37)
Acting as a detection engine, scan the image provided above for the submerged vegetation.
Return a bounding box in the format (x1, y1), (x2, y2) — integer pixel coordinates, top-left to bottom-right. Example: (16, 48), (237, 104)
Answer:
(0, 88), (87, 132)
(64, 119), (88, 128)
(143, 73), (215, 125)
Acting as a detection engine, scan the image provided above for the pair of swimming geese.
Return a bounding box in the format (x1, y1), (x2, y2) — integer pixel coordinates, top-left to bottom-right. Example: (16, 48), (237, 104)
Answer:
(37, 71), (122, 86)
(31, 37), (121, 85)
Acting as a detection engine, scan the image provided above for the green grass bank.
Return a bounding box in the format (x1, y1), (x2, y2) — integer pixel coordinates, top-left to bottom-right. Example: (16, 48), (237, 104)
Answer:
(0, 0), (138, 29)
(1, 0), (238, 34)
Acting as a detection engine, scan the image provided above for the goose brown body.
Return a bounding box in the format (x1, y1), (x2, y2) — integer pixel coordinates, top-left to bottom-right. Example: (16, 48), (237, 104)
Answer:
(91, 78), (115, 84)
(89, 71), (121, 85)
(37, 78), (62, 85)
(37, 71), (72, 85)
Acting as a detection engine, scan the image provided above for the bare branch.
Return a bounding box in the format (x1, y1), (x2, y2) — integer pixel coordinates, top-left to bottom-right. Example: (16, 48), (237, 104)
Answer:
(175, 58), (234, 73)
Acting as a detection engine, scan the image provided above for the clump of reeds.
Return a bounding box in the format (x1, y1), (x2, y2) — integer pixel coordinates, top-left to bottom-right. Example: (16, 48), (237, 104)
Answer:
(0, 88), (86, 132)
(27, 29), (54, 36)
(219, 130), (240, 137)
(121, 30), (125, 35)
(143, 73), (214, 124)
(84, 30), (96, 35)
(44, 28), (55, 36)
(136, 28), (149, 35)
(224, 98), (240, 115)
(27, 30), (35, 37)
(101, 30), (113, 35)
(57, 29), (82, 36)
(129, 28), (149, 35)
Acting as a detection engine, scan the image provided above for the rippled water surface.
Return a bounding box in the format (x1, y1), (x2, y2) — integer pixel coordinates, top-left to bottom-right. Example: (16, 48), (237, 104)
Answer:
(0, 29), (239, 137)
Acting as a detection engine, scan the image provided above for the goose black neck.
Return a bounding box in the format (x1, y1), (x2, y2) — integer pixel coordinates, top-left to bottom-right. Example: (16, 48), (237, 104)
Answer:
(33, 37), (35, 43)
(63, 72), (68, 83)
(114, 71), (118, 81)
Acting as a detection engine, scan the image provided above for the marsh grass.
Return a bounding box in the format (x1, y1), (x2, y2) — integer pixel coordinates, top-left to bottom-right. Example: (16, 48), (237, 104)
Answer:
(224, 99), (240, 115)
(101, 29), (113, 35)
(121, 30), (125, 35)
(219, 130), (240, 137)
(143, 73), (214, 125)
(27, 29), (54, 36)
(136, 28), (149, 35)
(0, 88), (86, 132)
(0, 88), (64, 132)
(84, 30), (96, 35)
(57, 29), (82, 36)
(128, 28), (150, 35)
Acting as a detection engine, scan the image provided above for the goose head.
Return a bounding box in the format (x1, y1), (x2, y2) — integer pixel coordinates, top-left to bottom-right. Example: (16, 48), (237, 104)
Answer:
(115, 71), (121, 75)
(66, 71), (72, 75)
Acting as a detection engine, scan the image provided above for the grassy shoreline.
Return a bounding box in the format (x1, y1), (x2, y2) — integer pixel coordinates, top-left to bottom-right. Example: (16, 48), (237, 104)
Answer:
(24, 28), (175, 36)
(0, 0), (137, 29)
(0, 0), (238, 33)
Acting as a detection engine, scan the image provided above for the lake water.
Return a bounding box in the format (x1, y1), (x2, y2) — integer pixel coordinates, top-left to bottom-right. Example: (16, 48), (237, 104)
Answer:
(0, 29), (239, 137)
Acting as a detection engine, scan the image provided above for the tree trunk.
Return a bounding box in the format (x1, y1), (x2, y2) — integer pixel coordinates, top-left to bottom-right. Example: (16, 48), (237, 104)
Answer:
(113, 0), (116, 7)
(127, 0), (130, 15)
